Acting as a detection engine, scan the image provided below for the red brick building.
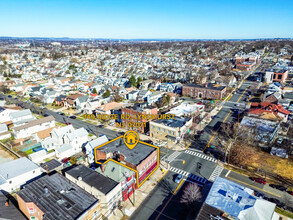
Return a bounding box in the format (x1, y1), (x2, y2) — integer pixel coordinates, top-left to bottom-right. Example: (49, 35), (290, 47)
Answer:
(121, 105), (158, 133)
(182, 83), (226, 100)
(95, 137), (158, 187)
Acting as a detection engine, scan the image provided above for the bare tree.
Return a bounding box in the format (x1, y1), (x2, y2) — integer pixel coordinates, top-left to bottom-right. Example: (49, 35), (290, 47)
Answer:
(180, 183), (202, 207)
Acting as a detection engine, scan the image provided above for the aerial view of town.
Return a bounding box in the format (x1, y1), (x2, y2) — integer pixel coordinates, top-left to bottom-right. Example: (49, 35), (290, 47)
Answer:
(0, 0), (293, 220)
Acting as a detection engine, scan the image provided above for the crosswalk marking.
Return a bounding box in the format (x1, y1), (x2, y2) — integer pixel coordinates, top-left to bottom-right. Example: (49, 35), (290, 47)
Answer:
(169, 167), (207, 185)
(184, 150), (217, 163)
(208, 165), (224, 182)
(166, 151), (181, 163)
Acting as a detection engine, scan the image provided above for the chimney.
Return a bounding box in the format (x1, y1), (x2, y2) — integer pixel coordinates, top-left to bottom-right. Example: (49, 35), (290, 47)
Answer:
(101, 163), (105, 173)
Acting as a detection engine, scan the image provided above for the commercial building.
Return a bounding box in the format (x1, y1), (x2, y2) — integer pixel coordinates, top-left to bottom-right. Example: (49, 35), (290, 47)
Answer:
(16, 173), (101, 220)
(96, 160), (136, 201)
(95, 137), (158, 186)
(167, 101), (204, 117)
(150, 116), (193, 142)
(182, 83), (226, 100)
(65, 165), (121, 218)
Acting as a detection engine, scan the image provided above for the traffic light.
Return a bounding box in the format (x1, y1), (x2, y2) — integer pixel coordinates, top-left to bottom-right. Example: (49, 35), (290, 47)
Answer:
(182, 160), (185, 164)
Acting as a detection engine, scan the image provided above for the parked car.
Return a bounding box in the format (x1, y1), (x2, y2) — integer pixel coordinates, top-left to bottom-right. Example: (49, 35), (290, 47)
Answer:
(69, 115), (76, 119)
(174, 174), (183, 183)
(61, 157), (70, 163)
(276, 138), (283, 145)
(287, 191), (293, 196)
(269, 184), (287, 191)
(253, 190), (264, 199)
(250, 177), (266, 184)
(44, 114), (49, 117)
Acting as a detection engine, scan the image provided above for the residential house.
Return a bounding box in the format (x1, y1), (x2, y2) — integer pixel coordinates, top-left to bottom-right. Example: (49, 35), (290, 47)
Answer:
(0, 106), (19, 123)
(159, 83), (175, 92)
(10, 109), (35, 127)
(0, 157), (42, 193)
(65, 165), (121, 218)
(41, 125), (88, 159)
(75, 95), (89, 110)
(139, 80), (152, 90)
(147, 91), (163, 105)
(240, 116), (279, 144)
(0, 124), (11, 140)
(12, 116), (55, 139)
(127, 90), (139, 101)
(248, 102), (290, 122)
(85, 99), (102, 114)
(64, 94), (84, 108)
(53, 94), (66, 106)
(84, 135), (109, 164)
(137, 90), (151, 102)
(95, 102), (124, 115)
(16, 173), (101, 220)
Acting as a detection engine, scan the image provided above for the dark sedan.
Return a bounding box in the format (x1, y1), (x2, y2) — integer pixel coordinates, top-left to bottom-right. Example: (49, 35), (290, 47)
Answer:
(269, 184), (287, 192)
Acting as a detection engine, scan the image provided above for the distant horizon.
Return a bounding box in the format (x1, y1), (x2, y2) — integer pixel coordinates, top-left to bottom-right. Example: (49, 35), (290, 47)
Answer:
(0, 36), (292, 41)
(1, 0), (292, 39)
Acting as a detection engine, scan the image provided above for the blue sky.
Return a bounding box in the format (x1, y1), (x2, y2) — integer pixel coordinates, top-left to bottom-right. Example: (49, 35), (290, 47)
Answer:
(0, 0), (292, 39)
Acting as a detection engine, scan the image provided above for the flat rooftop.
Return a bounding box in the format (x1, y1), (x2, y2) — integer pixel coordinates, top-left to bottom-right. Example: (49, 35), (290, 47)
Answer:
(65, 165), (119, 195)
(17, 173), (98, 220)
(153, 116), (191, 128)
(184, 83), (226, 91)
(97, 137), (156, 166)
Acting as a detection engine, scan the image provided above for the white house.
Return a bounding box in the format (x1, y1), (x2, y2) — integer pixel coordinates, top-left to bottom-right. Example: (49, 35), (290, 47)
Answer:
(0, 107), (19, 123)
(0, 157), (42, 193)
(10, 109), (35, 127)
(41, 125), (88, 159)
(12, 116), (55, 139)
(84, 135), (109, 164)
(0, 124), (11, 140)
(147, 91), (163, 105)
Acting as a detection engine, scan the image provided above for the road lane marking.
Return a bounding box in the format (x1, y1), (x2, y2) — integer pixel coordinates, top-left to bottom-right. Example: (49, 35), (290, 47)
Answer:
(226, 176), (281, 198)
(173, 179), (185, 195)
(158, 170), (168, 182)
(225, 170), (231, 177)
(203, 86), (249, 152)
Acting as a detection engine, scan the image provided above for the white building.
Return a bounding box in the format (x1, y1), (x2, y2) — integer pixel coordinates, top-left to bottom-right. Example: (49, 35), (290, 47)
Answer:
(12, 116), (55, 139)
(0, 157), (42, 192)
(84, 135), (109, 164)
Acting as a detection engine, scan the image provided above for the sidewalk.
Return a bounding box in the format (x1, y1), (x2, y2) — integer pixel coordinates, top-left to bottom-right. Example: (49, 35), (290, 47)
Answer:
(108, 163), (169, 220)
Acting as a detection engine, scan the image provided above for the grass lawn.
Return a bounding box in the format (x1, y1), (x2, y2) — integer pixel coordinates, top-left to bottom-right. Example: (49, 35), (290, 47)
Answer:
(230, 143), (293, 182)
(25, 149), (34, 155)
(275, 207), (293, 219)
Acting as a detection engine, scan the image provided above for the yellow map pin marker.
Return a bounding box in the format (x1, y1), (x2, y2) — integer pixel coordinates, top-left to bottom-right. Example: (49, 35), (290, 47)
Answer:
(123, 130), (139, 150)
